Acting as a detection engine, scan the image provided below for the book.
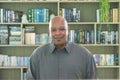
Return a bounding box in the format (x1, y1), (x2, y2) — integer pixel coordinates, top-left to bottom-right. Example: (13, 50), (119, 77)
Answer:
(110, 8), (119, 22)
(25, 33), (35, 45)
(9, 26), (21, 45)
(96, 9), (100, 22)
(24, 26), (35, 33)
(0, 25), (8, 44)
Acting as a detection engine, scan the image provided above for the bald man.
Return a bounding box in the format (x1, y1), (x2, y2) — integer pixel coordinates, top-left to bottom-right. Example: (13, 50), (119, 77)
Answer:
(26, 16), (98, 80)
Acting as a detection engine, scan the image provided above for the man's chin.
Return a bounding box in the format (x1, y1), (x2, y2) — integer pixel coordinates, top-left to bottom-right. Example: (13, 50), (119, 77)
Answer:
(54, 41), (67, 47)
(54, 42), (63, 45)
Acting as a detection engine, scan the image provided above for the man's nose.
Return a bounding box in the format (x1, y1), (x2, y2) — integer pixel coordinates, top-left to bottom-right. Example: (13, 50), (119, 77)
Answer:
(56, 30), (61, 35)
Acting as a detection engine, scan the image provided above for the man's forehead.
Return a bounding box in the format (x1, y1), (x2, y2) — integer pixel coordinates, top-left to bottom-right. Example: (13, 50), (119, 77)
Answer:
(51, 26), (66, 29)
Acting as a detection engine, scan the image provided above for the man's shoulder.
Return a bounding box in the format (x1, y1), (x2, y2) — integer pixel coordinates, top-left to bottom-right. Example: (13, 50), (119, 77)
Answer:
(32, 43), (52, 55)
(35, 43), (51, 51)
(68, 42), (92, 55)
(30, 43), (52, 61)
(68, 42), (83, 49)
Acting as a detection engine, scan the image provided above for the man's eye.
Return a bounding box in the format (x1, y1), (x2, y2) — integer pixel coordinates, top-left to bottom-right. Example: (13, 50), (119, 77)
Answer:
(60, 28), (65, 31)
(51, 29), (56, 32)
(51, 28), (65, 32)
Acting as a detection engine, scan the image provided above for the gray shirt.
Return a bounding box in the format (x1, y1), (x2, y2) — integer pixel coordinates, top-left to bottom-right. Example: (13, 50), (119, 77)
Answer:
(26, 42), (98, 80)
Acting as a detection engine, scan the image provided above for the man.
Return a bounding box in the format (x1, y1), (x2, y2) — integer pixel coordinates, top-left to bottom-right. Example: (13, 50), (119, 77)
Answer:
(26, 16), (98, 80)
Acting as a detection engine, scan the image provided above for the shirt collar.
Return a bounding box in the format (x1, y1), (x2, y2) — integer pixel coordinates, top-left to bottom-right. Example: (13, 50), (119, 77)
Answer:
(49, 42), (71, 54)
(65, 41), (71, 54)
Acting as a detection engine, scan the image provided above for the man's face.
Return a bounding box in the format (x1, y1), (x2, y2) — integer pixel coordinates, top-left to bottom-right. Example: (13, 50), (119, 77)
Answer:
(51, 19), (67, 48)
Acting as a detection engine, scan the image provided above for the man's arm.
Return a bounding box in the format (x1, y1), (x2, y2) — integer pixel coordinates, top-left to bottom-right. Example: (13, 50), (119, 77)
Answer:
(87, 54), (98, 79)
(26, 54), (37, 80)
(26, 66), (35, 80)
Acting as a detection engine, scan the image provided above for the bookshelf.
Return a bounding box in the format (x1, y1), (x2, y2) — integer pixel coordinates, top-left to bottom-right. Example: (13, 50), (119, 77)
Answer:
(0, 0), (120, 80)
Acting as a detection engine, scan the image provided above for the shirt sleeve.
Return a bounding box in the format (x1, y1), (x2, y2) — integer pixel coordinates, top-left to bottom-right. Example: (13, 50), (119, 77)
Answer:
(26, 54), (37, 80)
(87, 54), (99, 79)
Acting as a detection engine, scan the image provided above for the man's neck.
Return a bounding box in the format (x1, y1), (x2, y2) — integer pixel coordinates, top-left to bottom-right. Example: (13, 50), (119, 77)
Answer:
(55, 42), (67, 49)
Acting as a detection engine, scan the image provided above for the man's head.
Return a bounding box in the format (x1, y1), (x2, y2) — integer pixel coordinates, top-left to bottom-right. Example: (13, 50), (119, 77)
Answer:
(49, 16), (69, 48)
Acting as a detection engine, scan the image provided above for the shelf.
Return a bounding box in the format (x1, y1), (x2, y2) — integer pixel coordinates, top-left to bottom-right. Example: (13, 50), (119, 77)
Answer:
(0, 66), (27, 69)
(59, 0), (120, 2)
(82, 44), (119, 47)
(96, 22), (120, 24)
(0, 23), (22, 25)
(0, 22), (119, 24)
(0, 66), (119, 69)
(0, 44), (119, 47)
(97, 66), (120, 68)
(0, 0), (58, 3)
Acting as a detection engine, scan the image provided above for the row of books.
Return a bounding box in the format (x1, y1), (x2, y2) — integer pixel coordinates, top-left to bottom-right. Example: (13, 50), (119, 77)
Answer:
(69, 30), (118, 44)
(25, 33), (51, 45)
(93, 53), (118, 66)
(0, 25), (118, 45)
(23, 26), (51, 45)
(60, 8), (80, 22)
(9, 26), (22, 45)
(24, 26), (94, 45)
(23, 26), (119, 44)
(96, 8), (119, 22)
(25, 30), (94, 45)
(27, 8), (49, 23)
(0, 53), (118, 67)
(0, 7), (118, 23)
(0, 25), (22, 45)
(0, 7), (50, 23)
(97, 30), (118, 44)
(0, 25), (8, 44)
(69, 30), (94, 44)
(0, 54), (30, 67)
(0, 8), (23, 23)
